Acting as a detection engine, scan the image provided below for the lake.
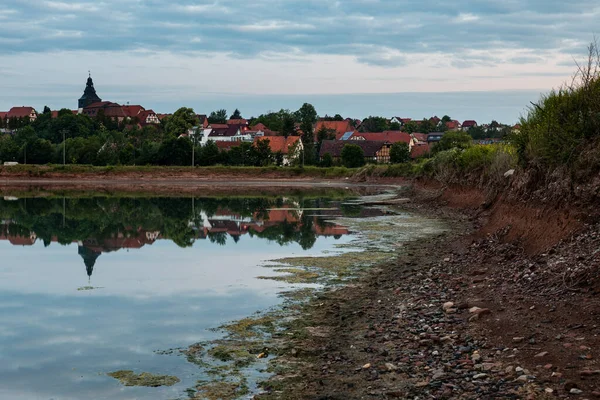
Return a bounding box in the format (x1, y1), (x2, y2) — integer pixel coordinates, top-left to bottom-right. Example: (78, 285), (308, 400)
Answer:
(0, 194), (370, 400)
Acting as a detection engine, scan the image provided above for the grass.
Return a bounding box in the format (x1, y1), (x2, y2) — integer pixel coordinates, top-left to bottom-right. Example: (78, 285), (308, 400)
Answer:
(0, 164), (355, 178)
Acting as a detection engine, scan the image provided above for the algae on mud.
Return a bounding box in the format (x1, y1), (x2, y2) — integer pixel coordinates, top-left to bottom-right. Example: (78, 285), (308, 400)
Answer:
(107, 370), (180, 387)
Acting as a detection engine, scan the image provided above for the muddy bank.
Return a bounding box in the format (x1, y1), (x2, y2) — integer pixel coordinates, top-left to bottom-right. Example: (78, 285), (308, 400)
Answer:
(255, 183), (600, 399)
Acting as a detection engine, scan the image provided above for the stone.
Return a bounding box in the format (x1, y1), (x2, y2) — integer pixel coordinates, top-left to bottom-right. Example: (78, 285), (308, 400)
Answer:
(570, 388), (583, 395)
(362, 363), (371, 369)
(444, 258), (451, 262)
(473, 373), (488, 379)
(513, 337), (525, 343)
(544, 388), (554, 394)
(515, 375), (529, 382)
(385, 363), (398, 371)
(504, 169), (515, 177)
(443, 302), (455, 310)
(534, 351), (549, 358)
(580, 370), (600, 376)
(515, 367), (524, 373)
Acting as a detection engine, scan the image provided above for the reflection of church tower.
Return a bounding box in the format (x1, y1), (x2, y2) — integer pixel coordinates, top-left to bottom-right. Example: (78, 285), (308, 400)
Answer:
(78, 73), (102, 112)
(78, 246), (101, 279)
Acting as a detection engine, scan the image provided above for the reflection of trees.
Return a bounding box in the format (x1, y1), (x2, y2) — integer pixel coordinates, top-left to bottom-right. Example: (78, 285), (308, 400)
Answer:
(0, 196), (354, 251)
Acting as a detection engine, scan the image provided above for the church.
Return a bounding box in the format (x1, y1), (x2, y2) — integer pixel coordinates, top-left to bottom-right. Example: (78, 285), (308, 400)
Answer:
(77, 74), (160, 125)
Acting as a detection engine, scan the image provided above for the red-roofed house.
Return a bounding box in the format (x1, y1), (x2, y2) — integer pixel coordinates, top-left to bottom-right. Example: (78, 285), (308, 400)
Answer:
(83, 102), (127, 121)
(254, 136), (303, 166)
(138, 109), (160, 126)
(252, 123), (268, 131)
(461, 120), (478, 131)
(314, 120), (354, 140)
(121, 105), (145, 118)
(446, 120), (461, 131)
(411, 133), (428, 143)
(350, 131), (413, 146)
(7, 107), (37, 122)
(410, 143), (430, 159)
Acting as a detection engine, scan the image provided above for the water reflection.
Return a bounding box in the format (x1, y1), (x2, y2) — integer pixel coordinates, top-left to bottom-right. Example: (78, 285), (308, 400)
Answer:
(0, 196), (357, 280)
(0, 195), (385, 399)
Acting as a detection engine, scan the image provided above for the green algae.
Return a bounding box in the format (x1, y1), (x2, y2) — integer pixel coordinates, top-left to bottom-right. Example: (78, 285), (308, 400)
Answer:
(258, 268), (320, 284)
(194, 379), (250, 400)
(107, 370), (180, 387)
(218, 315), (276, 339)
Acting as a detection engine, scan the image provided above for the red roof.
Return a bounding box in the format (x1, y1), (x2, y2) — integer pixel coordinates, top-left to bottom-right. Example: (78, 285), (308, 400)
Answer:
(121, 105), (145, 118)
(252, 123), (268, 131)
(0, 112), (7, 119)
(315, 120), (354, 140)
(412, 133), (428, 142)
(254, 136), (301, 154)
(351, 131), (411, 144)
(7, 107), (36, 119)
(462, 120), (477, 128)
(411, 143), (430, 159)
(446, 120), (461, 130)
(209, 123), (228, 129)
(84, 102), (127, 118)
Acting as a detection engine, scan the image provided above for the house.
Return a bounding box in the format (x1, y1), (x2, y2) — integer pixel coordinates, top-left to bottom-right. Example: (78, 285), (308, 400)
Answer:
(254, 136), (303, 166)
(430, 116), (441, 126)
(461, 120), (478, 131)
(138, 109), (160, 126)
(427, 132), (445, 143)
(314, 120), (354, 140)
(410, 143), (430, 159)
(446, 120), (462, 131)
(198, 114), (209, 128)
(252, 123), (268, 131)
(350, 131), (413, 147)
(411, 133), (428, 143)
(319, 140), (392, 164)
(512, 124), (521, 134)
(7, 106), (37, 122)
(121, 105), (145, 119)
(82, 101), (127, 121)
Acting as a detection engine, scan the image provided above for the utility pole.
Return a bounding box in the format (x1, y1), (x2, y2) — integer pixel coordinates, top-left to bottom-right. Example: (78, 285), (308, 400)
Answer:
(61, 129), (67, 165)
(191, 132), (195, 167)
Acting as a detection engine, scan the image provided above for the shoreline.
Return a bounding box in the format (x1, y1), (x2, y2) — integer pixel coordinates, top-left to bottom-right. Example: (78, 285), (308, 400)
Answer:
(254, 183), (600, 399)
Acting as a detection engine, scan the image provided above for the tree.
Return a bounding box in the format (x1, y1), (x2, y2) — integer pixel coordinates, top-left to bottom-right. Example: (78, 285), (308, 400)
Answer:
(208, 109), (227, 124)
(321, 152), (333, 167)
(441, 115), (452, 125)
(390, 142), (411, 163)
(164, 107), (198, 137)
(199, 141), (220, 166)
(315, 125), (336, 156)
(281, 115), (296, 137)
(230, 109), (242, 120)
(341, 144), (365, 168)
(389, 121), (401, 131)
(157, 136), (193, 165)
(360, 116), (388, 133)
(253, 138), (273, 166)
(43, 106), (51, 115)
(298, 103), (318, 165)
(468, 126), (487, 140)
(432, 132), (472, 153)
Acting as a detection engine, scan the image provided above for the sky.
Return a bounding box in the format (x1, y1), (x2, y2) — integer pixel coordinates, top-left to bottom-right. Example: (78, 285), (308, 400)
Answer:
(0, 0), (597, 123)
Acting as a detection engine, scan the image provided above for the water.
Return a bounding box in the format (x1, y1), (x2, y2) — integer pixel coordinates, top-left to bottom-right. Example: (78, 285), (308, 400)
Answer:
(0, 195), (362, 400)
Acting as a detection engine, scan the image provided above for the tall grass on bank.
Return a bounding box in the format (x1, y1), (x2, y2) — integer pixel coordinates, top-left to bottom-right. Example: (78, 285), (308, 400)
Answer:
(511, 41), (600, 178)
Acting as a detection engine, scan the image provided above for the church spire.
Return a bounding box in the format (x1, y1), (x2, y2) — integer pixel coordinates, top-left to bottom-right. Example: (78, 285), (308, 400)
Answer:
(78, 73), (102, 110)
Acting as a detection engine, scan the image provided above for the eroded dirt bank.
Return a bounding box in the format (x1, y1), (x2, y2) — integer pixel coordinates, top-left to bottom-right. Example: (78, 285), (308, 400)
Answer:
(256, 182), (600, 399)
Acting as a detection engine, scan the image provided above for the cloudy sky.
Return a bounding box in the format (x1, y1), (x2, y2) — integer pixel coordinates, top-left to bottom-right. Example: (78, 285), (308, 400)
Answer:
(0, 0), (596, 122)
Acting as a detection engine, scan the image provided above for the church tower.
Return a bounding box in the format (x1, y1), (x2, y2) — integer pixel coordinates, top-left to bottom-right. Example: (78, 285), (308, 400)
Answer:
(78, 73), (102, 113)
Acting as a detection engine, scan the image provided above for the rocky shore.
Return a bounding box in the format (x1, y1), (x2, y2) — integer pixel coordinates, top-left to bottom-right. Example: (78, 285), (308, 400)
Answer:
(256, 184), (600, 399)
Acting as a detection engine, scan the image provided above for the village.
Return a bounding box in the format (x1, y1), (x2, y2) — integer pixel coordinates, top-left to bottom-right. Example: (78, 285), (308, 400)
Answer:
(0, 75), (520, 167)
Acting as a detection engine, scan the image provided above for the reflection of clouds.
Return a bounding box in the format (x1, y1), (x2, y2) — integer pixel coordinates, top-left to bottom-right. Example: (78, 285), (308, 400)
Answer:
(0, 229), (353, 399)
(0, 290), (286, 399)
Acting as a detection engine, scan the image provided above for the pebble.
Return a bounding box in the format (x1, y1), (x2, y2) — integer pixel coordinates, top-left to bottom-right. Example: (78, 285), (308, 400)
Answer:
(534, 351), (548, 358)
(473, 373), (488, 379)
(570, 388), (583, 395)
(362, 363), (371, 369)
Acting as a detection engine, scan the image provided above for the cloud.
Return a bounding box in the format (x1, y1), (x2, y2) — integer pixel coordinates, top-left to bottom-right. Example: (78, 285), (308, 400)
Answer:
(1, 0), (597, 68)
